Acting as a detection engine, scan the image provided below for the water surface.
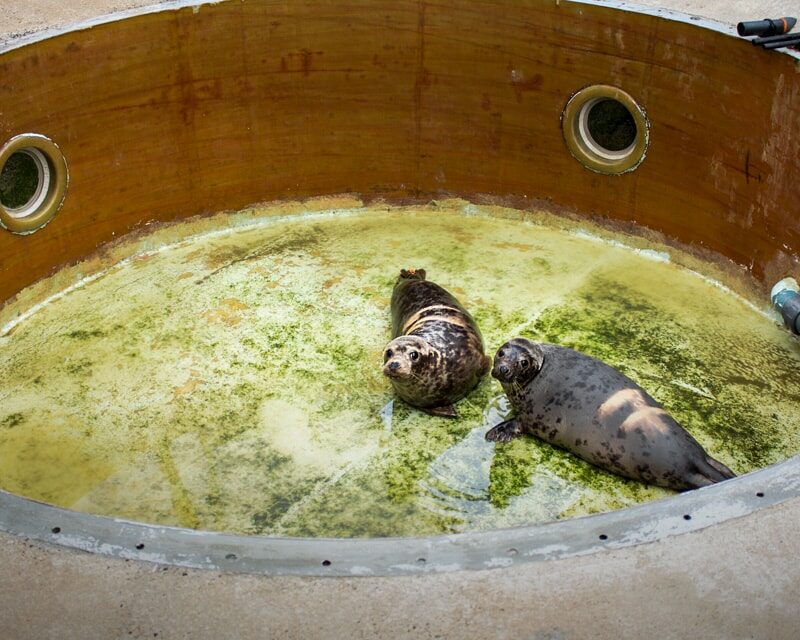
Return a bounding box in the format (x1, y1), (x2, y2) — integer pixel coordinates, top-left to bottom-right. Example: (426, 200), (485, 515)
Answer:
(1, 203), (798, 536)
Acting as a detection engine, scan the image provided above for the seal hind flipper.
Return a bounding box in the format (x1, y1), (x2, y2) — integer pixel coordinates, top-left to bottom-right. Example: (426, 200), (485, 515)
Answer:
(399, 268), (426, 281)
(425, 404), (458, 418)
(485, 418), (523, 443)
(705, 455), (736, 480)
(683, 473), (717, 490)
(667, 452), (735, 490)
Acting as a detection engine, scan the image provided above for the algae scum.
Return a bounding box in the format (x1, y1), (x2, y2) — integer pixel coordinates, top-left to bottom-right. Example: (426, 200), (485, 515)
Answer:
(2, 203), (800, 537)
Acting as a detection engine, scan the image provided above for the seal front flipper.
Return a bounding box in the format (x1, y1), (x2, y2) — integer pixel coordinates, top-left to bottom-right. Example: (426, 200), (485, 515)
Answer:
(425, 404), (458, 418)
(485, 418), (523, 443)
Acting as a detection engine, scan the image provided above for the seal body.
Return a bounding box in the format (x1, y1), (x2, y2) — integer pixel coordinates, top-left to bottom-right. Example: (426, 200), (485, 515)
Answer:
(382, 269), (489, 417)
(486, 338), (735, 491)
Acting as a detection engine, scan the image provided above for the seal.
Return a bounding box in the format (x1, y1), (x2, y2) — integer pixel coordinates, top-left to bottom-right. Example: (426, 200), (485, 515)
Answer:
(382, 269), (490, 417)
(485, 338), (736, 491)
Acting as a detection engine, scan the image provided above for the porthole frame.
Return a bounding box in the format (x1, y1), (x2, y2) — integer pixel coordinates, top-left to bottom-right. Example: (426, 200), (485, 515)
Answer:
(562, 85), (650, 175)
(0, 133), (69, 235)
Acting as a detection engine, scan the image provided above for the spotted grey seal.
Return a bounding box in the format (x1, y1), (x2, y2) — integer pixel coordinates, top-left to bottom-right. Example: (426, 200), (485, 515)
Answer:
(485, 338), (735, 490)
(382, 269), (490, 417)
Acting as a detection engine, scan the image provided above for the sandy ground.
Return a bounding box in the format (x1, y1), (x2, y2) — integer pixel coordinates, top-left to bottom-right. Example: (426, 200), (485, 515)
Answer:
(1, 0), (799, 42)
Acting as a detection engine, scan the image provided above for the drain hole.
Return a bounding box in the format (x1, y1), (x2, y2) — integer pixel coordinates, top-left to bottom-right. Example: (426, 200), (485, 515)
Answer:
(756, 492), (765, 498)
(135, 543), (145, 550)
(416, 557), (426, 565)
(683, 514), (692, 521)
(562, 85), (648, 175)
(598, 534), (608, 541)
(51, 526), (61, 534)
(585, 99), (637, 153)
(0, 151), (42, 210)
(507, 548), (519, 557)
(225, 553), (237, 560)
(0, 134), (68, 234)
(321, 559), (331, 566)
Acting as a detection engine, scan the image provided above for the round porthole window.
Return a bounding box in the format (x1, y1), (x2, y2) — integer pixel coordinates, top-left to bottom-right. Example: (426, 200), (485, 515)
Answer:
(0, 134), (68, 234)
(562, 85), (649, 175)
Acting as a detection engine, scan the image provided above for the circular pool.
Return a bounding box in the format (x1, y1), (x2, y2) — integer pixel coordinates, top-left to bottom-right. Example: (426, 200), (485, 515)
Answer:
(0, 0), (799, 637)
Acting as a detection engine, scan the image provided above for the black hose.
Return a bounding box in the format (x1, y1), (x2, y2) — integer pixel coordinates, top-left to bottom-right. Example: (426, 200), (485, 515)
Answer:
(773, 286), (800, 335)
(738, 17), (796, 37)
(763, 36), (800, 50)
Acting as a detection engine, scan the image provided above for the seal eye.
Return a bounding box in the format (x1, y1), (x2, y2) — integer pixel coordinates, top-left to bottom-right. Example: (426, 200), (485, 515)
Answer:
(409, 350), (419, 361)
(498, 349), (506, 358)
(520, 359), (530, 369)
(384, 349), (393, 362)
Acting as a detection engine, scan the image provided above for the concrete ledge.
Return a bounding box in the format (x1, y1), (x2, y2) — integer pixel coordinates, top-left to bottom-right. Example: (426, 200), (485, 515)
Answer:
(1, 454), (798, 576)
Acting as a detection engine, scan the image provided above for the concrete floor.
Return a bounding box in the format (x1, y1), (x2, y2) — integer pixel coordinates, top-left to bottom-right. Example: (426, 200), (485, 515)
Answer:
(2, 1), (800, 639)
(2, 497), (799, 639)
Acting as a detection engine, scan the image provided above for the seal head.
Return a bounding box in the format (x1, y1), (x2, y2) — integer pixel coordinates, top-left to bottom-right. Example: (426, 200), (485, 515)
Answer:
(491, 339), (545, 385)
(382, 335), (436, 381)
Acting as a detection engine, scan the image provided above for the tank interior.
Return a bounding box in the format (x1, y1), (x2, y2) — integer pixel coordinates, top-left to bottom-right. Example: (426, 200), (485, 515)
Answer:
(2, 200), (800, 537)
(0, 0), (799, 637)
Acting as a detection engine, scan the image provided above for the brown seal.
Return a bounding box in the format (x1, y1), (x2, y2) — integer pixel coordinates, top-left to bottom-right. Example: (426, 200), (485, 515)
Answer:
(382, 269), (490, 417)
(485, 338), (736, 491)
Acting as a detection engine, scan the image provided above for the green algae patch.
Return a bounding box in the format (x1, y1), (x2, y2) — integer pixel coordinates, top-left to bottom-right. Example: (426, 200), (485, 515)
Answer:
(0, 202), (799, 537)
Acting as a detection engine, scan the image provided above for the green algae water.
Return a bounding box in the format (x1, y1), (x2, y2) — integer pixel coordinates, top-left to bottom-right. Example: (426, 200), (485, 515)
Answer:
(1, 201), (800, 537)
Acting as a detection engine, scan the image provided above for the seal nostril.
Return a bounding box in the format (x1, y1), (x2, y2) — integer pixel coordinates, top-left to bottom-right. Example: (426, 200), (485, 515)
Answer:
(388, 361), (400, 371)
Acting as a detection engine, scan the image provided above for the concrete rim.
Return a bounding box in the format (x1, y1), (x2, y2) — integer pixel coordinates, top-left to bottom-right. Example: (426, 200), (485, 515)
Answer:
(0, 0), (798, 577)
(0, 0), (799, 60)
(1, 455), (798, 576)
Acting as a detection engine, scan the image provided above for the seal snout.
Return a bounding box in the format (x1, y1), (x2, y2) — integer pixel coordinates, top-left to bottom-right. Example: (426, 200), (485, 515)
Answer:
(383, 359), (405, 379)
(492, 361), (512, 382)
(383, 360), (403, 379)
